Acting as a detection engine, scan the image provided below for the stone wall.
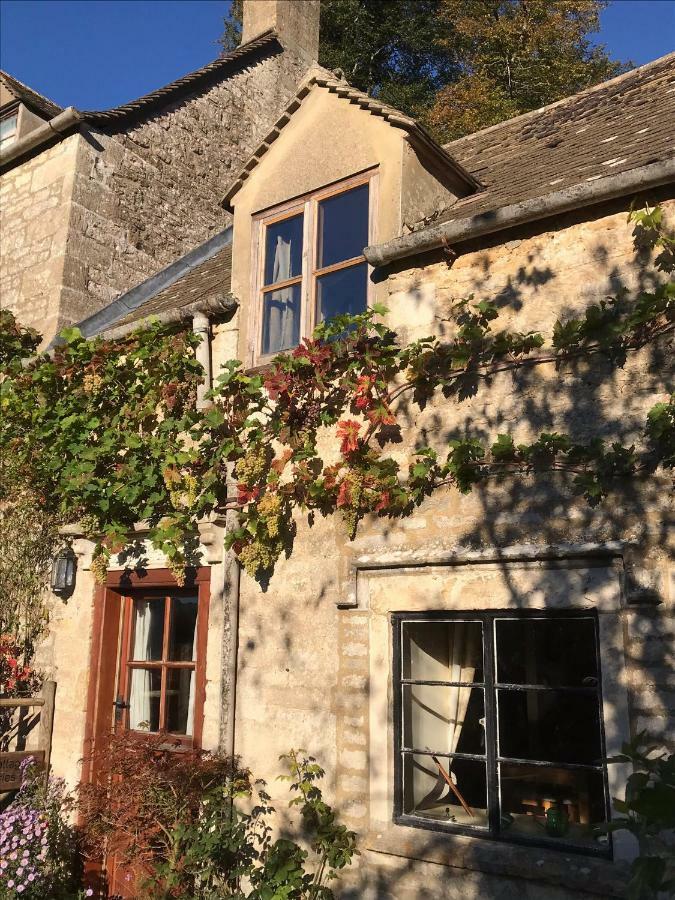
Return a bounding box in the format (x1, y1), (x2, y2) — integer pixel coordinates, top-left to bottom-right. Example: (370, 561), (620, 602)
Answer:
(230, 194), (674, 899)
(0, 134), (78, 339)
(1, 44), (308, 344)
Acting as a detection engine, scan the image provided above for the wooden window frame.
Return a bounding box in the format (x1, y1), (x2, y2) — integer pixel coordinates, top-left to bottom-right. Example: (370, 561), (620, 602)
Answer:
(249, 169), (378, 368)
(118, 587), (207, 747)
(392, 609), (612, 858)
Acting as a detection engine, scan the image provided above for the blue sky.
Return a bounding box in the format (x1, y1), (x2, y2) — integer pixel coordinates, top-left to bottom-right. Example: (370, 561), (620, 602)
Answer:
(0, 0), (673, 111)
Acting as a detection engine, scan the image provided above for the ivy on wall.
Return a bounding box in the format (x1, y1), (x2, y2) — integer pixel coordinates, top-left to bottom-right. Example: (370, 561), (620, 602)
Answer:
(1, 207), (673, 587)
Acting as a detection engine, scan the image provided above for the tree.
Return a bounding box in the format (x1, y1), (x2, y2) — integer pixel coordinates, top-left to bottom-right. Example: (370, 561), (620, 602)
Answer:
(428, 0), (629, 140)
(219, 0), (627, 137)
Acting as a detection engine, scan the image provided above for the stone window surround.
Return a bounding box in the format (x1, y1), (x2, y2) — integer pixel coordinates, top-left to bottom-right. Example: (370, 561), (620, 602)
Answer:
(340, 544), (639, 895)
(247, 167), (378, 367)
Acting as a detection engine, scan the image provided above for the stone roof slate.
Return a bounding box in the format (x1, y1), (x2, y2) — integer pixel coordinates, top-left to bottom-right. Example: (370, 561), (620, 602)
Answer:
(111, 244), (233, 329)
(0, 70), (63, 119)
(432, 52), (675, 228)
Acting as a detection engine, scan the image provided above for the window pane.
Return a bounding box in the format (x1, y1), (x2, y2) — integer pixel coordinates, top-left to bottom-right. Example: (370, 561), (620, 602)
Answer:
(264, 214), (303, 286)
(0, 114), (17, 147)
(496, 617), (598, 687)
(131, 599), (164, 661)
(403, 753), (488, 828)
(403, 685), (484, 756)
(317, 183), (369, 268)
(128, 668), (161, 732)
(402, 620), (483, 683)
(499, 762), (607, 847)
(316, 262), (367, 324)
(166, 668), (195, 735)
(261, 282), (301, 355)
(168, 596), (198, 661)
(498, 689), (602, 765)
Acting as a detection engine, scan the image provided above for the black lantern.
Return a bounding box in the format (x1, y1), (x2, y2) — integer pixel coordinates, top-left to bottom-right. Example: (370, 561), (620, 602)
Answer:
(51, 546), (77, 597)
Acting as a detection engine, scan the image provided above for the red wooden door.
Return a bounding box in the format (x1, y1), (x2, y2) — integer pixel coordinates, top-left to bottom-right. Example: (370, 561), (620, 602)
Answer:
(82, 568), (210, 898)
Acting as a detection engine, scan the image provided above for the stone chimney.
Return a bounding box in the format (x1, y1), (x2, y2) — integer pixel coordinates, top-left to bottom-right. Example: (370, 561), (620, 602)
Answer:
(241, 0), (320, 63)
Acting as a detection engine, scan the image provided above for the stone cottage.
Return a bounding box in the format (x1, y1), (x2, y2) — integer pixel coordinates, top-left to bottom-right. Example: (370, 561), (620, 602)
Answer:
(1, 2), (674, 898)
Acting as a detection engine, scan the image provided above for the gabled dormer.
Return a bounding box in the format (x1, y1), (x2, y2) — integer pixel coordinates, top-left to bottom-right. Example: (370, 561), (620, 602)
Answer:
(0, 70), (62, 149)
(221, 66), (480, 368)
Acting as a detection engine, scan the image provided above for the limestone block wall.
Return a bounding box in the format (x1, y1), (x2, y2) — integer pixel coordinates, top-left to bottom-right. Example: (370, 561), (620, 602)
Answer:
(0, 134), (78, 340)
(1, 45), (308, 344)
(231, 194), (674, 899)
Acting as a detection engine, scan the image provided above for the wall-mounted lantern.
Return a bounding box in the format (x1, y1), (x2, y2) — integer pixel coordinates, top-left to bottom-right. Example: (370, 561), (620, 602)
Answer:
(50, 546), (77, 597)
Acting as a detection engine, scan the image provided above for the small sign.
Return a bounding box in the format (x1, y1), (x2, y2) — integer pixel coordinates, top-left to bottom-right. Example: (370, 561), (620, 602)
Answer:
(0, 751), (45, 791)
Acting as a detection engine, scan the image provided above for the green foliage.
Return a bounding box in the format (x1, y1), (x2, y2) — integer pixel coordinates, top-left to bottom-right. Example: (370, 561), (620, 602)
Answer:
(428, 0), (629, 139)
(599, 733), (675, 900)
(79, 737), (356, 899)
(1, 206), (672, 583)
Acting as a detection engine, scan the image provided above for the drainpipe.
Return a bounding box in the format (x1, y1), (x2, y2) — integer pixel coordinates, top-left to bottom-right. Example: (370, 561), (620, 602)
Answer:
(221, 502), (241, 762)
(192, 311), (212, 409)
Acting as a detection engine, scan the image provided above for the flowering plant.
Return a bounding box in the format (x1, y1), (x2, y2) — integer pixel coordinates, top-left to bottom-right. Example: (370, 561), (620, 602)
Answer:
(0, 757), (83, 899)
(0, 636), (39, 696)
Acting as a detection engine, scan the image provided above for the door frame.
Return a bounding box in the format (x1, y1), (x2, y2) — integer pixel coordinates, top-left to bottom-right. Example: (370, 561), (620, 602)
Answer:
(81, 567), (211, 784)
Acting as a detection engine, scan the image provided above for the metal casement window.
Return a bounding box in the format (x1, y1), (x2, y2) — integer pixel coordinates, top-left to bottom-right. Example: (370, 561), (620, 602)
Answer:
(393, 610), (612, 856)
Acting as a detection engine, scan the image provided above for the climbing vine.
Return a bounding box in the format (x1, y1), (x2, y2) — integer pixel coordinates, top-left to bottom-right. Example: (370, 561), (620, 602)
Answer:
(1, 206), (673, 584)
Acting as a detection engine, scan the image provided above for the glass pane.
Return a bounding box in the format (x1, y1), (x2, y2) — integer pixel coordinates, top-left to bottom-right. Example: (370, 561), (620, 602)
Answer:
(128, 668), (161, 732)
(402, 620), (483, 683)
(261, 282), (301, 355)
(496, 617), (598, 687)
(403, 685), (484, 756)
(499, 762), (607, 847)
(403, 753), (488, 828)
(498, 689), (602, 765)
(0, 114), (17, 146)
(316, 262), (368, 324)
(131, 598), (164, 661)
(166, 668), (195, 735)
(168, 596), (198, 661)
(317, 183), (369, 268)
(264, 214), (303, 286)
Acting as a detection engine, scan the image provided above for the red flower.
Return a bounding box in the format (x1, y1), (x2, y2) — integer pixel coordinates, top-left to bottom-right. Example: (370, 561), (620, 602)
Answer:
(337, 420), (361, 455)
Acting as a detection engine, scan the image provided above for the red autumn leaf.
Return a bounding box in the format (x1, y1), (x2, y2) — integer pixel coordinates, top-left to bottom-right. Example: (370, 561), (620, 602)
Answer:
(375, 491), (391, 512)
(337, 480), (351, 507)
(337, 419), (361, 455)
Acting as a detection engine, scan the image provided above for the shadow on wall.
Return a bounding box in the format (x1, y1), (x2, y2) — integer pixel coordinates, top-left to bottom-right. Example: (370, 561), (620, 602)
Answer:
(229, 194), (673, 899)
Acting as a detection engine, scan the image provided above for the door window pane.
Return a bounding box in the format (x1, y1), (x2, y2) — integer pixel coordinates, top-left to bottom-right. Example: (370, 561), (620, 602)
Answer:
(499, 762), (607, 847)
(402, 620), (483, 683)
(128, 668), (161, 732)
(496, 617), (598, 687)
(316, 262), (368, 324)
(131, 599), (164, 661)
(403, 753), (488, 828)
(317, 183), (369, 268)
(168, 596), (198, 661)
(403, 685), (485, 756)
(261, 282), (301, 355)
(264, 214), (303, 286)
(166, 668), (195, 735)
(498, 689), (602, 765)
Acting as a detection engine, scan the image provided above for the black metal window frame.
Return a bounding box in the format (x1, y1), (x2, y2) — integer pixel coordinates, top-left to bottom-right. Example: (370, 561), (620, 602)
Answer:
(392, 609), (613, 858)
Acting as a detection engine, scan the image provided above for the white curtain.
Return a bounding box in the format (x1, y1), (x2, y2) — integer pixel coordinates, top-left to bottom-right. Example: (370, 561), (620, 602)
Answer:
(416, 622), (478, 809)
(128, 601), (152, 731)
(266, 235), (297, 353)
(185, 619), (199, 736)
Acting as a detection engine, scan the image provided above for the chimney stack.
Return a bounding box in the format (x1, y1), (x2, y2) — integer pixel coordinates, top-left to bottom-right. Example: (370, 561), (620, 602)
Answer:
(241, 0), (320, 63)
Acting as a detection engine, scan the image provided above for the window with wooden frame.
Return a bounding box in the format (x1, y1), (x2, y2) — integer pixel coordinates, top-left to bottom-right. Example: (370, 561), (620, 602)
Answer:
(118, 587), (208, 746)
(0, 111), (18, 148)
(251, 171), (375, 365)
(393, 610), (611, 855)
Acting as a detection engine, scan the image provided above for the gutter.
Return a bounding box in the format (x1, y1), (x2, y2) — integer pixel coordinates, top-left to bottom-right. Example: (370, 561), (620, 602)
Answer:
(0, 106), (82, 167)
(364, 158), (675, 267)
(98, 294), (237, 342)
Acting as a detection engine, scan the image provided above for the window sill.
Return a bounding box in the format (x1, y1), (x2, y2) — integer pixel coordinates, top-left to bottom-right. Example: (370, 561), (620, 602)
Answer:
(364, 823), (629, 898)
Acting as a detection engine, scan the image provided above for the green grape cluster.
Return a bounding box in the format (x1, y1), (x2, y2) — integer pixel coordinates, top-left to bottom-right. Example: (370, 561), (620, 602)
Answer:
(90, 551), (109, 585)
(257, 492), (283, 538)
(235, 445), (271, 485)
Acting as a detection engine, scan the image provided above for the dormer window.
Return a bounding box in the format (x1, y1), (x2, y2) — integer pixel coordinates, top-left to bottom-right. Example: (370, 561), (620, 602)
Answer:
(252, 171), (375, 364)
(0, 112), (18, 148)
